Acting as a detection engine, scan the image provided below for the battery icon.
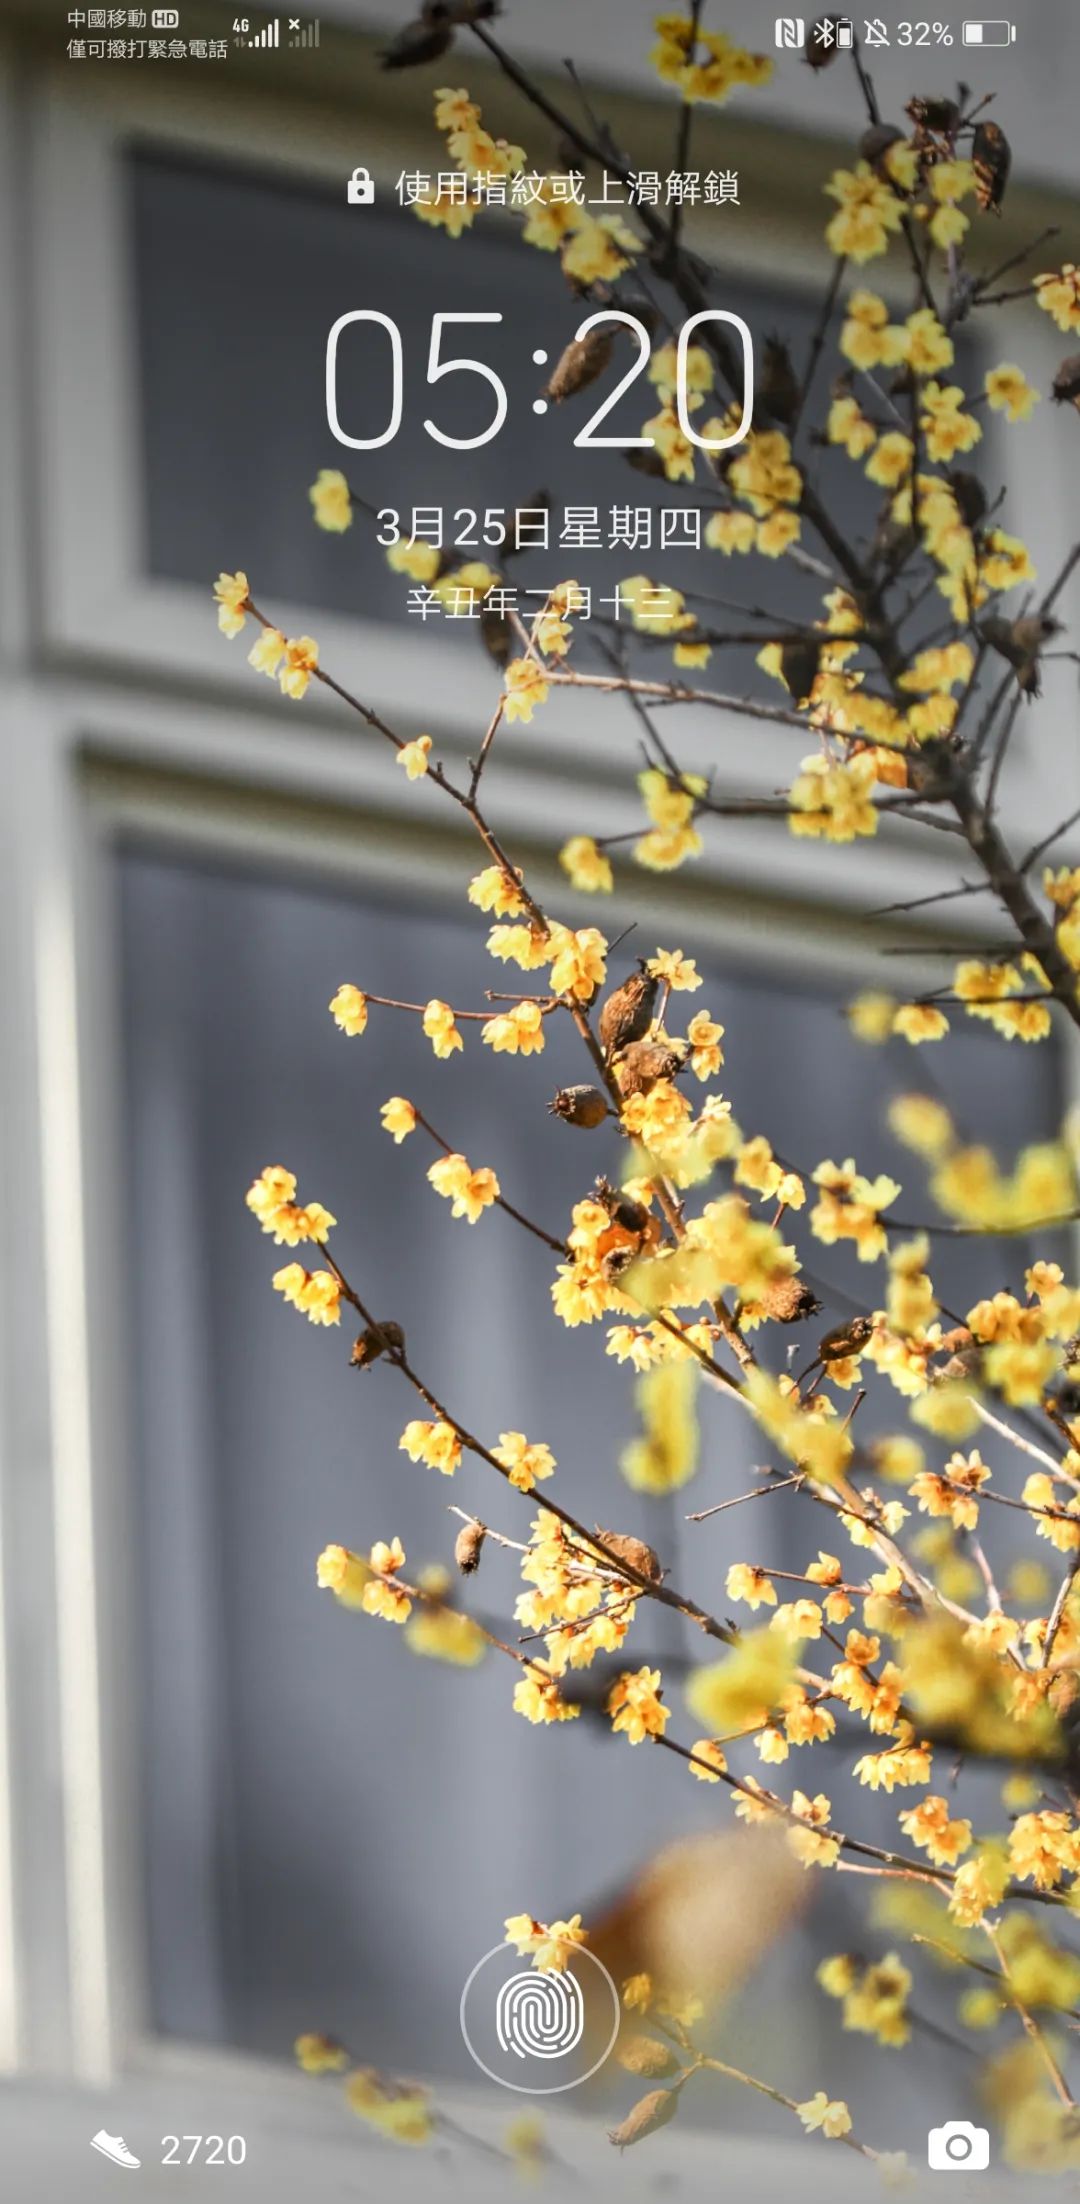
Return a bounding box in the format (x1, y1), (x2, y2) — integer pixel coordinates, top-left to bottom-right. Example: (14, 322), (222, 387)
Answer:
(836, 17), (854, 45)
(962, 20), (1016, 42)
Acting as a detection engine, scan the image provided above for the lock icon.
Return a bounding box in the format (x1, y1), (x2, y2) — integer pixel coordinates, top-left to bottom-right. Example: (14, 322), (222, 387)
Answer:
(347, 166), (375, 207)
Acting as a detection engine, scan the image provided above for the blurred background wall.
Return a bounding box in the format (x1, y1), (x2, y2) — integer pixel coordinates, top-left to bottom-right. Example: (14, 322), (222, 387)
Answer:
(0, 0), (1078, 2178)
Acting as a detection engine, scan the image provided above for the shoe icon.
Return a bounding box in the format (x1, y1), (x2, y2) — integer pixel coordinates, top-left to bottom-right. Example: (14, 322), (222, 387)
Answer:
(90, 2131), (141, 2170)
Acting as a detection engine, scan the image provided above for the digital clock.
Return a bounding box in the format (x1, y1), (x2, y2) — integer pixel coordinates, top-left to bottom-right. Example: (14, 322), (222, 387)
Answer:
(326, 307), (754, 453)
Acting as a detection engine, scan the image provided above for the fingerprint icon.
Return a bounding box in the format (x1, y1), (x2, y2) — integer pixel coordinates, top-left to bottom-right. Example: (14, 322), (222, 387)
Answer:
(496, 1969), (585, 2059)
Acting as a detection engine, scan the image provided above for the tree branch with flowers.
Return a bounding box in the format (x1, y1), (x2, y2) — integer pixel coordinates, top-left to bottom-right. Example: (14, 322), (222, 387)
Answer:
(215, 4), (1080, 2178)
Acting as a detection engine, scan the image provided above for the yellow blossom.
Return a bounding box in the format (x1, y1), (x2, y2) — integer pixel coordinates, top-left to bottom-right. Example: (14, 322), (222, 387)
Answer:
(492, 1431), (556, 1494)
(327, 979), (368, 1036)
(824, 164), (904, 262)
(789, 752), (877, 841)
(248, 626), (286, 678)
(686, 1009), (725, 1080)
(621, 1362), (698, 1493)
(688, 1739), (728, 1783)
(399, 1419), (461, 1476)
(428, 1152), (500, 1222)
(397, 735), (432, 781)
(345, 2068), (431, 2145)
(797, 2093), (851, 2138)
(295, 2032), (348, 2074)
(468, 865), (526, 917)
(213, 569), (249, 637)
(893, 1003), (949, 1044)
(1034, 264), (1080, 333)
(985, 363), (1040, 423)
(422, 999), (463, 1059)
(686, 1628), (795, 1734)
(512, 1664), (580, 1725)
(504, 1913), (587, 1972)
(315, 1544), (371, 1608)
(481, 1001), (545, 1056)
(309, 468), (352, 532)
(503, 658), (550, 724)
(362, 1538), (412, 1624)
(548, 924), (608, 1001)
(560, 836), (613, 894)
(608, 1666), (669, 1744)
(386, 539), (440, 586)
(278, 635), (319, 700)
(381, 1096), (417, 1144)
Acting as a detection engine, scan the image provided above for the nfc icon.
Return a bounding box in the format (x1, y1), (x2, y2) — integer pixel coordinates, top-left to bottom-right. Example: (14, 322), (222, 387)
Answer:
(774, 15), (806, 42)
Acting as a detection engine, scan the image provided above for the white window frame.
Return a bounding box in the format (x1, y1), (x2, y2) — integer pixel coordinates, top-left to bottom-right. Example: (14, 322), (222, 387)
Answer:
(0, 35), (1078, 2110)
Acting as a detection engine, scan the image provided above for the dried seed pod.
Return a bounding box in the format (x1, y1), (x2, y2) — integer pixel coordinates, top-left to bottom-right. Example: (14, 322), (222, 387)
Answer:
(617, 2034), (679, 2079)
(593, 1528), (663, 1585)
(972, 121), (1011, 213)
(759, 1276), (823, 1325)
(623, 446), (668, 480)
(454, 1520), (487, 1575)
(594, 1178), (652, 1234)
(804, 15), (844, 67)
(779, 637), (821, 707)
(1052, 355), (1080, 410)
(379, 8), (454, 69)
(858, 122), (905, 177)
(548, 1084), (609, 1129)
(609, 2087), (681, 2150)
(947, 469), (988, 529)
(980, 612), (1062, 699)
(935, 1324), (974, 1357)
(544, 326), (615, 404)
(817, 1314), (875, 1363)
(932, 1345), (984, 1387)
(615, 1039), (687, 1098)
(598, 963), (659, 1058)
(350, 1320), (405, 1370)
(760, 336), (799, 425)
(479, 603), (514, 665)
(443, 0), (502, 22)
(906, 94), (961, 136)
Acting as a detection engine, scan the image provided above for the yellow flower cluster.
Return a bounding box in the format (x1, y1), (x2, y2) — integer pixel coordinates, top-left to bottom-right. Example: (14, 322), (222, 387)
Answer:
(650, 13), (771, 103)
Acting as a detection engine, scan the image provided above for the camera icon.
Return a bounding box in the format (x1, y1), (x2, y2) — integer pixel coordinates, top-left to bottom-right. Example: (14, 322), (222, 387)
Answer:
(928, 2121), (991, 2172)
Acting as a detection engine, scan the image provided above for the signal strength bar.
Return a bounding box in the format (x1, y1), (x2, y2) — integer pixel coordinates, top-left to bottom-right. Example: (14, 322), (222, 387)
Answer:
(290, 19), (320, 44)
(247, 17), (279, 45)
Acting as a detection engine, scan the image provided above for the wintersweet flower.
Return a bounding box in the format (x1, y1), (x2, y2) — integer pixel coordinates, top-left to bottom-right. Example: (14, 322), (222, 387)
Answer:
(422, 999), (463, 1058)
(607, 1666), (669, 1744)
(279, 635), (319, 700)
(397, 735), (432, 780)
(560, 836), (613, 893)
(796, 2093), (851, 2138)
(329, 984), (368, 1036)
(248, 626), (286, 677)
(503, 658), (550, 723)
(427, 1152), (500, 1222)
(380, 1096), (417, 1143)
(985, 363), (1040, 423)
(504, 1913), (587, 1972)
(492, 1431), (556, 1493)
(824, 164), (904, 261)
(481, 1002), (546, 1056)
(308, 468), (352, 532)
(399, 1419), (461, 1475)
(213, 570), (250, 637)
